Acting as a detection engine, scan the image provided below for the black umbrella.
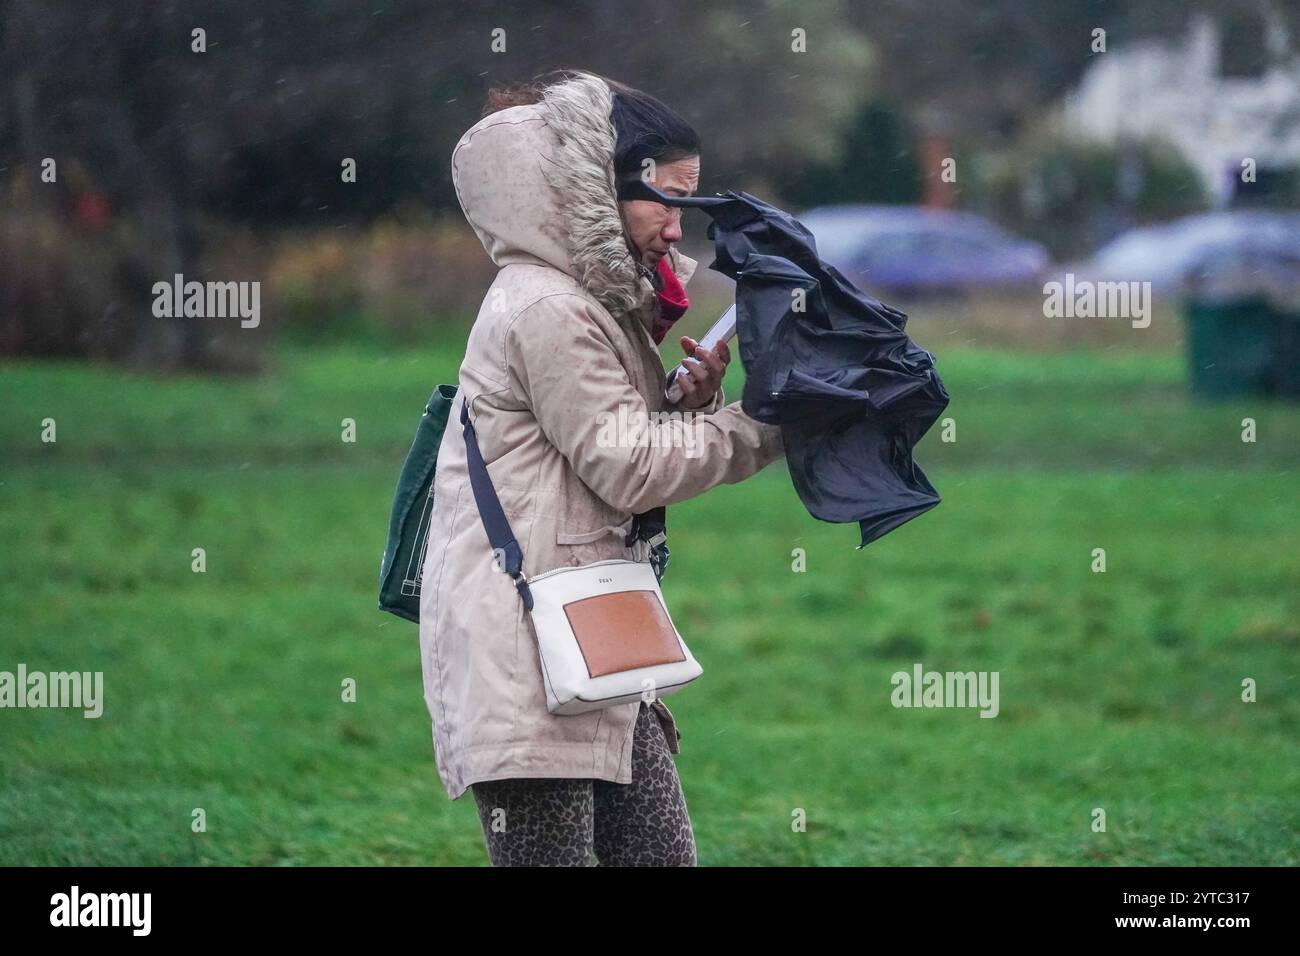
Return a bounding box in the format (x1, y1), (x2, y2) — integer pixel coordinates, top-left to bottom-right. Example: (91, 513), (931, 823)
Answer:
(619, 175), (950, 548)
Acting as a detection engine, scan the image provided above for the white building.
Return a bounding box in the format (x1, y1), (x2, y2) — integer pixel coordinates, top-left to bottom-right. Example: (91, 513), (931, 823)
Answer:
(1061, 13), (1300, 206)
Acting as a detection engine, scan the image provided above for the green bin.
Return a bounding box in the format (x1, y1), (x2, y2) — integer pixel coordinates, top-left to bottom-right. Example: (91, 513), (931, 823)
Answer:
(1184, 295), (1300, 400)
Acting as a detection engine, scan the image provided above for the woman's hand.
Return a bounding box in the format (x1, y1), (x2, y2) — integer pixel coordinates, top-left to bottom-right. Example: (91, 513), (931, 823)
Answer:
(674, 334), (730, 409)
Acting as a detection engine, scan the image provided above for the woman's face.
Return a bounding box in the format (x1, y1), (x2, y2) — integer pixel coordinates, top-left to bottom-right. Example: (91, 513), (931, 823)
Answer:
(618, 155), (700, 267)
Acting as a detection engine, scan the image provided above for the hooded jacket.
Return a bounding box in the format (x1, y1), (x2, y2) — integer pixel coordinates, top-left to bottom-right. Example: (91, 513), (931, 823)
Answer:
(418, 72), (786, 801)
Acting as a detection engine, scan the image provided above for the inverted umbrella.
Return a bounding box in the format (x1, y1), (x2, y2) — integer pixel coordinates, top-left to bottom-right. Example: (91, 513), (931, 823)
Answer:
(619, 176), (950, 548)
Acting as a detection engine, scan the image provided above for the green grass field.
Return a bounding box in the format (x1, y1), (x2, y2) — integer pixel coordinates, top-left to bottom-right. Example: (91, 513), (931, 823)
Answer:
(1, 330), (1297, 865)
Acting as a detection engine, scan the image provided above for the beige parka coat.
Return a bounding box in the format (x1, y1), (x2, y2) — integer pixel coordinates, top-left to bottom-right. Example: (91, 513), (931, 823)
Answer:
(418, 71), (786, 801)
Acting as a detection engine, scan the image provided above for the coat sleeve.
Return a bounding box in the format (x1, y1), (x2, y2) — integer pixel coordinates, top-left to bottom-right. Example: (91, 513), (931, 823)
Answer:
(503, 295), (784, 515)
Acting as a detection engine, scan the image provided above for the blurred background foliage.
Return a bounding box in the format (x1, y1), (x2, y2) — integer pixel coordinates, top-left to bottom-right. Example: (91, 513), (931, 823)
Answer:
(974, 132), (1208, 259)
(2, 0), (1296, 368)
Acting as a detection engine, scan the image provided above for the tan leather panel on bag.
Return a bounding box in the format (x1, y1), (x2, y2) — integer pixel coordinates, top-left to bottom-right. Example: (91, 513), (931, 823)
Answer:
(563, 590), (685, 677)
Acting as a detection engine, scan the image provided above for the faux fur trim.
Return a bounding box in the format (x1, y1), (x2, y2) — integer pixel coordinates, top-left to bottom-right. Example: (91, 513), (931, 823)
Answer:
(540, 72), (651, 318)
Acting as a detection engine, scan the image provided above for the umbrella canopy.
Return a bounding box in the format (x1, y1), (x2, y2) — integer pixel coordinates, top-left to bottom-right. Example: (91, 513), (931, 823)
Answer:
(620, 176), (950, 547)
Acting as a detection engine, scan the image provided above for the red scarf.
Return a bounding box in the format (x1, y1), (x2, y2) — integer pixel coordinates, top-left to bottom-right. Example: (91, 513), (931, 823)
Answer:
(651, 255), (690, 344)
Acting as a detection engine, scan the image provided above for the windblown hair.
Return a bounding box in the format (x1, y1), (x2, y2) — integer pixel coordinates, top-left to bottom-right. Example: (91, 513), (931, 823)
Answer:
(482, 71), (701, 176)
(480, 80), (545, 116)
(603, 77), (700, 180)
(478, 70), (699, 316)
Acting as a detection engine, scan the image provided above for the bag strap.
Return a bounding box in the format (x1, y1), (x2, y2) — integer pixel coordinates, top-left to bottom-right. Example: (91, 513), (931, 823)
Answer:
(460, 399), (534, 611)
(459, 396), (671, 608)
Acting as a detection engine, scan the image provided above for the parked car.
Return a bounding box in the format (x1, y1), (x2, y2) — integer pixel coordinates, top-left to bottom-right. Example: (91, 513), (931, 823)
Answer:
(795, 204), (1051, 296)
(1068, 210), (1300, 294)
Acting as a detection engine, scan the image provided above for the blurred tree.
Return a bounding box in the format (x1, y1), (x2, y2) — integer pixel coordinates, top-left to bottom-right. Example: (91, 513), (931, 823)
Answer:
(1, 0), (877, 223)
(779, 98), (923, 210)
(972, 129), (1208, 259)
(0, 0), (878, 365)
(1, 0), (1290, 365)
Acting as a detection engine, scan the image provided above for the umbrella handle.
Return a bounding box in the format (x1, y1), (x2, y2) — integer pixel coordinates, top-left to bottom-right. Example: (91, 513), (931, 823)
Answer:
(665, 304), (737, 404)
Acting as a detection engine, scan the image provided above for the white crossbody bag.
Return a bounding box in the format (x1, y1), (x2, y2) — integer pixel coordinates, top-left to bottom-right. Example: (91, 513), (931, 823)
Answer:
(459, 399), (702, 715)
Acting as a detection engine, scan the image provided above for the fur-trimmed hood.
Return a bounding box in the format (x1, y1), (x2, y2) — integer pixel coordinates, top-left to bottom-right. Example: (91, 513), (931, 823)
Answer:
(450, 71), (697, 319)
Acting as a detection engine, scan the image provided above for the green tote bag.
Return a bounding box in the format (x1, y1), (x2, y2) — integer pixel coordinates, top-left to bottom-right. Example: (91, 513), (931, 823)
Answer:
(377, 383), (458, 622)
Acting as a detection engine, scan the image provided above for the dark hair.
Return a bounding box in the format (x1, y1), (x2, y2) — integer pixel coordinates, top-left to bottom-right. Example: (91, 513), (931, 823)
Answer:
(603, 77), (701, 180)
(481, 71), (700, 178)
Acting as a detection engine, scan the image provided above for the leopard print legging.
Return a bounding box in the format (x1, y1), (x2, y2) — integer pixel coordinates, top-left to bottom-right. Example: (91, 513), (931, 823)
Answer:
(470, 701), (697, 866)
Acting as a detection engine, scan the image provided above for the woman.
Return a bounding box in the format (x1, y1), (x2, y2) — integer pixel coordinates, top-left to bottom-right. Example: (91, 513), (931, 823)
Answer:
(418, 69), (785, 866)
